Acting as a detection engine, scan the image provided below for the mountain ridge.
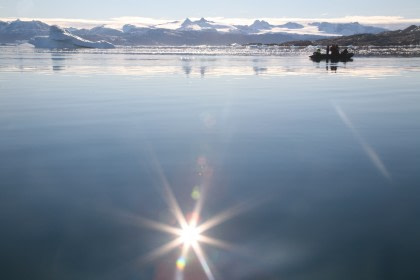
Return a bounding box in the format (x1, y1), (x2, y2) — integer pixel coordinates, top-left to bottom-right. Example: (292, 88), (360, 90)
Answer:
(0, 18), (394, 46)
(317, 25), (420, 45)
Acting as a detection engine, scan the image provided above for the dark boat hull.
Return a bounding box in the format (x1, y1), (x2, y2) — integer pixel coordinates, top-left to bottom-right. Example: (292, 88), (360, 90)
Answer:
(310, 53), (354, 62)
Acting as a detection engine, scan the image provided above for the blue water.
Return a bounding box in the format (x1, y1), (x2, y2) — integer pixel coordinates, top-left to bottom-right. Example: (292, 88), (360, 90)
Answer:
(1, 46), (420, 280)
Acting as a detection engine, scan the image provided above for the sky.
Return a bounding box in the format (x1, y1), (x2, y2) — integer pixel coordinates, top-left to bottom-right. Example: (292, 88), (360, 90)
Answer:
(1, 0), (420, 28)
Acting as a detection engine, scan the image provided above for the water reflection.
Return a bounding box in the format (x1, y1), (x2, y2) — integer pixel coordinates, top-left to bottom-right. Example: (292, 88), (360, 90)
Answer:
(332, 102), (392, 180)
(1, 45), (420, 280)
(183, 65), (192, 76)
(1, 46), (419, 78)
(326, 64), (338, 72)
(311, 60), (353, 73)
(200, 66), (207, 78)
(50, 53), (66, 71)
(253, 66), (268, 75)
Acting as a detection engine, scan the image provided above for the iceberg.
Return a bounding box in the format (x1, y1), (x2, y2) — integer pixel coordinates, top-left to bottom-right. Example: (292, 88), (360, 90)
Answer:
(29, 25), (115, 49)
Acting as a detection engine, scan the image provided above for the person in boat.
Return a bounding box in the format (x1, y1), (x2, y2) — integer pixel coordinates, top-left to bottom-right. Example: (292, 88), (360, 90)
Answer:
(331, 44), (340, 56)
(330, 45), (335, 56)
(313, 48), (322, 56)
(341, 48), (349, 55)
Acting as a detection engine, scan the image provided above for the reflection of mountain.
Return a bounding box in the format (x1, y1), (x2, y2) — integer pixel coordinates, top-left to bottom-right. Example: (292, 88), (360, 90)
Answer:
(1, 46), (412, 78)
(51, 53), (66, 71)
(253, 66), (268, 75)
(200, 66), (207, 77)
(0, 18), (394, 46)
(183, 65), (192, 76)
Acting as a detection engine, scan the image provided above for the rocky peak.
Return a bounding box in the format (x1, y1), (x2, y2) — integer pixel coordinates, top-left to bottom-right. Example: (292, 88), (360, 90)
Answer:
(404, 25), (420, 32)
(250, 20), (271, 30)
(181, 18), (193, 27)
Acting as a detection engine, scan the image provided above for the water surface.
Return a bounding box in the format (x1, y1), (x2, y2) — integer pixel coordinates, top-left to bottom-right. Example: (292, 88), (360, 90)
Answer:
(1, 46), (420, 280)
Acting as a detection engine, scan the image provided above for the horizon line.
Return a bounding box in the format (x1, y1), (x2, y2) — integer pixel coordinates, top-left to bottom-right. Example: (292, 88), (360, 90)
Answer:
(1, 15), (420, 30)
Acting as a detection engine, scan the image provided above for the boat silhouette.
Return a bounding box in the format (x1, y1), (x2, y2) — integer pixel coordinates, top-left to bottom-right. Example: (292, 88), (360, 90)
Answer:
(310, 53), (354, 62)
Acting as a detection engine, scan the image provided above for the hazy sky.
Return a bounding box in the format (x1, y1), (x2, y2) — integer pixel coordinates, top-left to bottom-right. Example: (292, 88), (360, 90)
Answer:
(1, 0), (420, 19)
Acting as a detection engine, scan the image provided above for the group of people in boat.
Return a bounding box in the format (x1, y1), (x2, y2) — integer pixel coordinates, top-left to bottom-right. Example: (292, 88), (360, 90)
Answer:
(313, 45), (349, 57)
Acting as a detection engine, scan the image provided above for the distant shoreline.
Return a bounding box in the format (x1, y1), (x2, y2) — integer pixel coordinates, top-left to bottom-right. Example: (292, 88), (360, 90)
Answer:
(277, 25), (420, 47)
(1, 43), (420, 57)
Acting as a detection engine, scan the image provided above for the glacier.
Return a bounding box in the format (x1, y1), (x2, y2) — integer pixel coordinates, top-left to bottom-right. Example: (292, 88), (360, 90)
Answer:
(29, 25), (114, 49)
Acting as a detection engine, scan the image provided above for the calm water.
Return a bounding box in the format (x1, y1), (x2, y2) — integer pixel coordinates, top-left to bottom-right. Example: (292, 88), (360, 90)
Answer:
(1, 46), (420, 280)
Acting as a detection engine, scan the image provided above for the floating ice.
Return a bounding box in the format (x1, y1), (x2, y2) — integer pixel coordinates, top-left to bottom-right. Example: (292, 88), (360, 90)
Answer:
(29, 25), (115, 49)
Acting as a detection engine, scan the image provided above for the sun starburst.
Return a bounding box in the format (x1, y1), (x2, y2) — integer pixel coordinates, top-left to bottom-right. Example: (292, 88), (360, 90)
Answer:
(136, 182), (241, 280)
(115, 154), (260, 280)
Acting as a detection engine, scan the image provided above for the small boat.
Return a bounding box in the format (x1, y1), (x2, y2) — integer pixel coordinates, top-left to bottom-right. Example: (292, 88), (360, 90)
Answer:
(309, 53), (354, 62)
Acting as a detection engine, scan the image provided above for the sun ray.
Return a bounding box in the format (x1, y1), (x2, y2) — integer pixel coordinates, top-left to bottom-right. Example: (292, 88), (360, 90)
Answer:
(332, 102), (392, 180)
(175, 242), (192, 280)
(134, 150), (257, 279)
(126, 195), (257, 279)
(191, 171), (213, 226)
(192, 242), (216, 280)
(150, 153), (189, 228)
(142, 237), (183, 263)
(113, 209), (182, 236)
(191, 186), (206, 226)
(181, 242), (191, 256)
(163, 183), (189, 228)
(197, 235), (235, 251)
(136, 216), (182, 236)
(196, 200), (256, 234)
(130, 198), (244, 280)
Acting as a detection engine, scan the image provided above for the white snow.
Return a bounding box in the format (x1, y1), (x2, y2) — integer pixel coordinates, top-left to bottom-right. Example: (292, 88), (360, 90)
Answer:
(29, 25), (114, 49)
(145, 18), (366, 36)
(176, 18), (237, 32)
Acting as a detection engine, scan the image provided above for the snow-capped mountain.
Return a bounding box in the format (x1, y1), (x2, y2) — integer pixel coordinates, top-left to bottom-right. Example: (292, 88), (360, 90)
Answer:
(0, 18), (393, 46)
(122, 24), (142, 33)
(178, 18), (235, 32)
(234, 20), (274, 33)
(278, 22), (304, 29)
(0, 21), (8, 29)
(248, 20), (272, 30)
(85, 25), (123, 36)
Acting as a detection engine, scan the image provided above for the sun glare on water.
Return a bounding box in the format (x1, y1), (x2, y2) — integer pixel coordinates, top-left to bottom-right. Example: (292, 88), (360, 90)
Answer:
(126, 183), (250, 280)
(120, 157), (257, 280)
(180, 224), (200, 246)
